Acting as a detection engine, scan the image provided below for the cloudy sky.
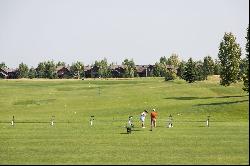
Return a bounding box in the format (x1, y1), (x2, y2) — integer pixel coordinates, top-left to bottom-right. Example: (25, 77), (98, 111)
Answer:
(0, 0), (249, 68)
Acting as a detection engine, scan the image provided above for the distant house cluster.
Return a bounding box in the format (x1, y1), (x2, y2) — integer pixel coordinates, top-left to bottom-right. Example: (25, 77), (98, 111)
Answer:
(0, 64), (176, 79)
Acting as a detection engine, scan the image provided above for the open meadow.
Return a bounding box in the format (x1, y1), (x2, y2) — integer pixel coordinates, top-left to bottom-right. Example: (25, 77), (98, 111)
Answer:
(0, 76), (249, 165)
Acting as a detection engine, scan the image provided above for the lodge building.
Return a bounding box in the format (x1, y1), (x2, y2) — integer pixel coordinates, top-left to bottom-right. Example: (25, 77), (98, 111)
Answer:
(0, 64), (176, 79)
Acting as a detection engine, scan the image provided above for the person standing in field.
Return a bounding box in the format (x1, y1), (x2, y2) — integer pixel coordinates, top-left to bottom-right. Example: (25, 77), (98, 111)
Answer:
(140, 110), (148, 128)
(150, 109), (158, 131)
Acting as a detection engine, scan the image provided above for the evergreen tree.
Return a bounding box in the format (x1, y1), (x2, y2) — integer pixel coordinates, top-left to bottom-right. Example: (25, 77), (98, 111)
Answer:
(218, 32), (242, 86)
(36, 62), (46, 78)
(155, 57), (170, 77)
(28, 67), (36, 79)
(195, 60), (206, 81)
(177, 61), (186, 79)
(239, 57), (248, 81)
(18, 62), (29, 78)
(159, 56), (168, 65)
(184, 58), (196, 83)
(214, 59), (221, 75)
(203, 56), (214, 79)
(56, 61), (66, 67)
(153, 62), (162, 77)
(44, 61), (56, 79)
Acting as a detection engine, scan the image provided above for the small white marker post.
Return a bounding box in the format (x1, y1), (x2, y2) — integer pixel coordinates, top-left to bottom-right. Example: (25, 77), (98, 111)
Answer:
(206, 116), (210, 127)
(11, 116), (14, 126)
(90, 115), (94, 126)
(51, 115), (55, 126)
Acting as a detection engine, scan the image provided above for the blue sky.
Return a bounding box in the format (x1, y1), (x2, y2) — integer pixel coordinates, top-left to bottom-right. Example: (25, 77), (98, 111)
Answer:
(0, 0), (249, 68)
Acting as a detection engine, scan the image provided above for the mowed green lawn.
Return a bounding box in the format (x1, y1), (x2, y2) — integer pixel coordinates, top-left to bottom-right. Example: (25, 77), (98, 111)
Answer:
(0, 76), (249, 165)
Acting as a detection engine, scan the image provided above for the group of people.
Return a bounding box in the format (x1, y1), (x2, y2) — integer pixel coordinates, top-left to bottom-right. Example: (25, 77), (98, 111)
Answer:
(140, 109), (157, 130)
(125, 108), (158, 133)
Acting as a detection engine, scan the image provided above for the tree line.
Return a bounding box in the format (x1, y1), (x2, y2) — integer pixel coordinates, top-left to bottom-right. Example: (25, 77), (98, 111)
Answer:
(0, 25), (249, 92)
(0, 55), (222, 79)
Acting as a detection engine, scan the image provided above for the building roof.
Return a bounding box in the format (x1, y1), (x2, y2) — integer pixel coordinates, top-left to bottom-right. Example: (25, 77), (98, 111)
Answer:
(135, 65), (146, 73)
(56, 65), (70, 71)
(0, 68), (18, 73)
(84, 65), (92, 71)
(109, 65), (125, 70)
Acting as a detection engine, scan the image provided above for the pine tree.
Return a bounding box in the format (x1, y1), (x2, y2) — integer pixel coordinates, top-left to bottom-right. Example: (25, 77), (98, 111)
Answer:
(177, 61), (186, 79)
(184, 58), (196, 83)
(28, 68), (36, 79)
(203, 56), (214, 79)
(44, 61), (56, 79)
(218, 32), (242, 86)
(36, 62), (46, 78)
(214, 59), (221, 75)
(195, 60), (206, 81)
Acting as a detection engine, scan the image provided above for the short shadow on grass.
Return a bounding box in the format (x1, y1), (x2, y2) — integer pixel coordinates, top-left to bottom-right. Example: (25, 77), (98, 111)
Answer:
(164, 95), (247, 101)
(119, 128), (142, 134)
(194, 99), (249, 106)
(198, 125), (208, 127)
(13, 99), (56, 106)
(56, 87), (97, 91)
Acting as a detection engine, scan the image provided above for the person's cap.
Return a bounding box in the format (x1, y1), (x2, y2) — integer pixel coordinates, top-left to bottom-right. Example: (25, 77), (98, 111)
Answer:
(152, 109), (155, 111)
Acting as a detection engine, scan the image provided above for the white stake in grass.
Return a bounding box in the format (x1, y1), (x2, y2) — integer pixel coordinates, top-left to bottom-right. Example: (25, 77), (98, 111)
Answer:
(11, 116), (14, 126)
(206, 116), (210, 127)
(90, 115), (94, 126)
(51, 115), (55, 126)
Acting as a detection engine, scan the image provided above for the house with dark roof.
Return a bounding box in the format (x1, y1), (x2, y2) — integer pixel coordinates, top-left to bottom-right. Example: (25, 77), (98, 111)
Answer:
(135, 65), (155, 77)
(84, 65), (92, 78)
(56, 66), (71, 78)
(109, 65), (126, 78)
(91, 65), (100, 78)
(84, 65), (100, 78)
(0, 68), (18, 79)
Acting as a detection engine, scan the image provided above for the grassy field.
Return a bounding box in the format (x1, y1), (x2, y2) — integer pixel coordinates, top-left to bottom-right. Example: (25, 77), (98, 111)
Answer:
(0, 76), (249, 165)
